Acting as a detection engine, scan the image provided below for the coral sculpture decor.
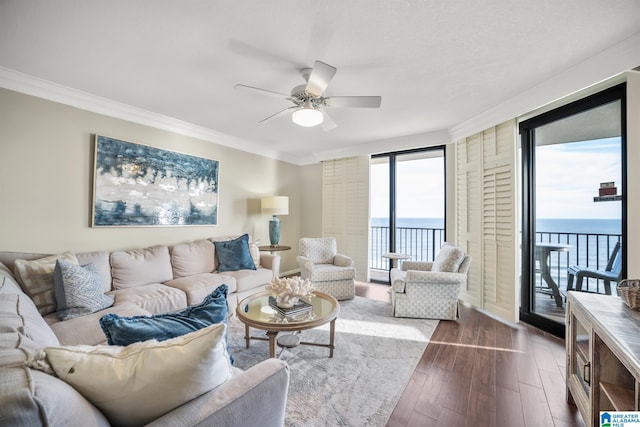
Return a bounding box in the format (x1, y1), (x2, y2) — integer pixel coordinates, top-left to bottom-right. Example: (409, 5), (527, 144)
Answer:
(266, 276), (315, 308)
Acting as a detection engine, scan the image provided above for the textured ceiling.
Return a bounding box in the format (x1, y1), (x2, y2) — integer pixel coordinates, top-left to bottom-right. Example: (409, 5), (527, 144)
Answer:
(1, 0), (639, 164)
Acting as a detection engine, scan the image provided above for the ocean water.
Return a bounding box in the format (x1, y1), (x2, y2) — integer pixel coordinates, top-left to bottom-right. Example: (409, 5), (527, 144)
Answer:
(371, 217), (621, 234)
(536, 218), (620, 235)
(370, 217), (622, 274)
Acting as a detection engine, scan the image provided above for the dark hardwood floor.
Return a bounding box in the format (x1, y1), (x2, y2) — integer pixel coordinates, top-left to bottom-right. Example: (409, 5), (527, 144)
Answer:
(354, 282), (586, 427)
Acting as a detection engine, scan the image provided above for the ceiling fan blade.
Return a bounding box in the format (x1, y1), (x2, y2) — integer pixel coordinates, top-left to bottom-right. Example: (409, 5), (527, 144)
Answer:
(324, 96), (382, 108)
(305, 60), (337, 98)
(258, 106), (299, 124)
(234, 84), (290, 99)
(320, 109), (337, 131)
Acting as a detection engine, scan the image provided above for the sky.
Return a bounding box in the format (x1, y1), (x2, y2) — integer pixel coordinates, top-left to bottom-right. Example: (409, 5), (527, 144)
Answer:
(536, 137), (621, 219)
(369, 137), (621, 221)
(370, 156), (445, 219)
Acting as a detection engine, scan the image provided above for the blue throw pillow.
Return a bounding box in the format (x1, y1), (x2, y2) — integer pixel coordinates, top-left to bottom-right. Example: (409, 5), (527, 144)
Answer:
(214, 234), (256, 272)
(100, 284), (233, 363)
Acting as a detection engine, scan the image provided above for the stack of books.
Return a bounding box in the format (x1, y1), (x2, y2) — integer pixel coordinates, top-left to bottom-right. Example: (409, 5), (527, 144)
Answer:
(268, 296), (313, 317)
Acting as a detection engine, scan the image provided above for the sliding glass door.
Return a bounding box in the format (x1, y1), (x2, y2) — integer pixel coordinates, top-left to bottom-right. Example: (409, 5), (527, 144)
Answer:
(520, 84), (626, 336)
(370, 147), (446, 282)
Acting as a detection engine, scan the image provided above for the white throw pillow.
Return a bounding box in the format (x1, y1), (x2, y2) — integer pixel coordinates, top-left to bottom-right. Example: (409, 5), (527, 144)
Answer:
(14, 252), (79, 315)
(249, 241), (261, 268)
(43, 323), (233, 427)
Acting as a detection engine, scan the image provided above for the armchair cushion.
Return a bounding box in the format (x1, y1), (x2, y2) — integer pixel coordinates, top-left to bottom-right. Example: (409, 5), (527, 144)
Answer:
(432, 243), (466, 272)
(405, 270), (467, 284)
(401, 261), (433, 272)
(299, 237), (337, 264)
(307, 264), (356, 282)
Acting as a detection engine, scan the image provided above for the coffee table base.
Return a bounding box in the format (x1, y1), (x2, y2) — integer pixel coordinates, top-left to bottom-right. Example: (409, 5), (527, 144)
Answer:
(277, 333), (301, 348)
(244, 320), (336, 358)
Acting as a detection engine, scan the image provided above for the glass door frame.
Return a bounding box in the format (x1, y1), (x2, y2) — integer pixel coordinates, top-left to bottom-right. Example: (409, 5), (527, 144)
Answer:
(371, 145), (447, 279)
(519, 83), (627, 337)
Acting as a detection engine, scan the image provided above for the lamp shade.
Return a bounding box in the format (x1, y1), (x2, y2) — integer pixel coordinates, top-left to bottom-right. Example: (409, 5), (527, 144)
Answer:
(261, 196), (289, 215)
(292, 107), (323, 127)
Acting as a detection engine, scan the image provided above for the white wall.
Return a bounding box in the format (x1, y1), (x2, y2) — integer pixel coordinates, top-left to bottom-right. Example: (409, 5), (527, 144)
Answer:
(0, 88), (301, 272)
(299, 163), (323, 239)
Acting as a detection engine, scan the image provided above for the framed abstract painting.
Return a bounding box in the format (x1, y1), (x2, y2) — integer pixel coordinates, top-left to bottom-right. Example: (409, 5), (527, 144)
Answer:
(92, 135), (219, 226)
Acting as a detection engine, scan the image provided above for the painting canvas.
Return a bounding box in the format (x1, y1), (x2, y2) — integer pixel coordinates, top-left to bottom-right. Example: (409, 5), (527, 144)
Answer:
(92, 135), (219, 226)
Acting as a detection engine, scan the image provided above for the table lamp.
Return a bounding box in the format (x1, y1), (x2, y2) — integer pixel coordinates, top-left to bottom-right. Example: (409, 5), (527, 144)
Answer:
(261, 196), (289, 247)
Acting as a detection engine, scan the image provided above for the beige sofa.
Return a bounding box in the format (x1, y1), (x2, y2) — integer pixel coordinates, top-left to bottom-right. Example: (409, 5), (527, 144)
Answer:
(0, 235), (279, 345)
(0, 236), (289, 426)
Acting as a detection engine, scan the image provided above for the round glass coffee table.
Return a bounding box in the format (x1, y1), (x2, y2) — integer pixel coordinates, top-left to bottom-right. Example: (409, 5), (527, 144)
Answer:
(236, 291), (340, 358)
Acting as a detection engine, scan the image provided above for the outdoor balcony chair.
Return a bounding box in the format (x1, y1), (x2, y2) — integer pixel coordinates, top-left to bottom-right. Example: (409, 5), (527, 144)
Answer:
(390, 243), (471, 319)
(296, 237), (356, 300)
(567, 241), (622, 295)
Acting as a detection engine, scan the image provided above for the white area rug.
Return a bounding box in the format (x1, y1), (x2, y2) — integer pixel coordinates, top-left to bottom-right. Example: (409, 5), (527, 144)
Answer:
(228, 296), (439, 427)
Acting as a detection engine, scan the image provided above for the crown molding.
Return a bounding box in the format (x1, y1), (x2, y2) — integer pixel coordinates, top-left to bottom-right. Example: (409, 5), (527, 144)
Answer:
(449, 31), (640, 142)
(0, 66), (300, 165)
(304, 129), (451, 164)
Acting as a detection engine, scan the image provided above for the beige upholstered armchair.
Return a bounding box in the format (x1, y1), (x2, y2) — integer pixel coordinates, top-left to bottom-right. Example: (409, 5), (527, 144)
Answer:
(296, 237), (356, 300)
(390, 243), (471, 319)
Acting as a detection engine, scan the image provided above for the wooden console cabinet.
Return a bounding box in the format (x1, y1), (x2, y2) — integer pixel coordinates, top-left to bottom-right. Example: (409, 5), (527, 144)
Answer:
(566, 292), (640, 426)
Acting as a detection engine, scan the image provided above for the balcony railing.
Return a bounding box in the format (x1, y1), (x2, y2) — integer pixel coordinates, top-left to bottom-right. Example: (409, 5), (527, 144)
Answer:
(536, 231), (622, 295)
(370, 225), (622, 294)
(370, 225), (445, 270)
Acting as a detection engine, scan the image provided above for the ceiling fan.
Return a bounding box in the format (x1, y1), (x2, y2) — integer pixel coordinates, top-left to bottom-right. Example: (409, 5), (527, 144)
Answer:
(234, 60), (381, 131)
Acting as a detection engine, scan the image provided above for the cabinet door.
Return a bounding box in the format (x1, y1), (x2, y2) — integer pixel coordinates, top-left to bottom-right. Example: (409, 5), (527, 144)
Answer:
(567, 304), (592, 425)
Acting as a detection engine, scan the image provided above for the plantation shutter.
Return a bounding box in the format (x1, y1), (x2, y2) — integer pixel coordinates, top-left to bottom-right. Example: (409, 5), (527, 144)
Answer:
(322, 156), (370, 282)
(456, 120), (518, 322)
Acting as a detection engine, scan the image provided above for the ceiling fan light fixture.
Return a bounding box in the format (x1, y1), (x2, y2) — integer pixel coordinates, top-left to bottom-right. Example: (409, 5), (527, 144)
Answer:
(292, 103), (323, 127)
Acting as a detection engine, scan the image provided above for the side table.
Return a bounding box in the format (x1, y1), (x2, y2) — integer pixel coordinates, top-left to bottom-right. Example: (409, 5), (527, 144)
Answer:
(382, 252), (411, 283)
(258, 245), (291, 255)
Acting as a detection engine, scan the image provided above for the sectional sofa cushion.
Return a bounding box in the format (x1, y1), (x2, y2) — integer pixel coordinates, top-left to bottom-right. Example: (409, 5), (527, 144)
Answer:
(110, 245), (173, 289)
(214, 234), (256, 273)
(0, 366), (109, 427)
(0, 262), (23, 292)
(13, 252), (79, 315)
(76, 251), (112, 293)
(100, 285), (230, 347)
(107, 283), (187, 314)
(170, 239), (216, 278)
(43, 323), (233, 427)
(223, 268), (274, 294)
(46, 302), (152, 346)
(0, 292), (60, 351)
(53, 260), (114, 321)
(0, 271), (23, 294)
(164, 272), (236, 306)
(0, 284), (108, 426)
